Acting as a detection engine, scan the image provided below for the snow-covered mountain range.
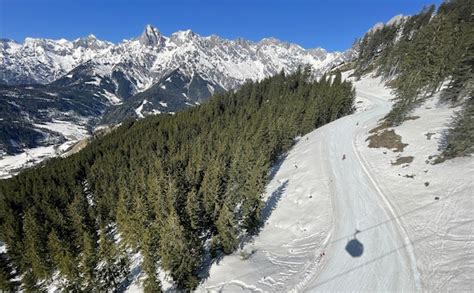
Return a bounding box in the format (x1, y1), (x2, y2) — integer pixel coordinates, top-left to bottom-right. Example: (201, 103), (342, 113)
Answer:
(0, 34), (112, 85)
(0, 24), (358, 177)
(1, 25), (352, 92)
(0, 25), (354, 159)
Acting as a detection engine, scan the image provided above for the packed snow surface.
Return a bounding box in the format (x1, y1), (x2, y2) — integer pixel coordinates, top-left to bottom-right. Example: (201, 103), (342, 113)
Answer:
(198, 73), (473, 292)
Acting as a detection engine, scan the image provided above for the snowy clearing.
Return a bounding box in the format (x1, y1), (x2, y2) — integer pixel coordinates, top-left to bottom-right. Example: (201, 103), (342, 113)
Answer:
(33, 119), (89, 141)
(0, 142), (75, 179)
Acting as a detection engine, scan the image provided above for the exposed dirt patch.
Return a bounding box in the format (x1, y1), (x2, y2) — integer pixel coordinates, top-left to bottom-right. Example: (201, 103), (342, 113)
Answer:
(63, 138), (89, 157)
(391, 156), (414, 165)
(369, 121), (390, 134)
(404, 116), (420, 121)
(367, 129), (408, 152)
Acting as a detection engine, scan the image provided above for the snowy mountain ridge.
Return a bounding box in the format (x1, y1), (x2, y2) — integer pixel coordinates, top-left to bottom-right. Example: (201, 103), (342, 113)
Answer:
(0, 25), (354, 175)
(1, 24), (354, 95)
(0, 35), (113, 84)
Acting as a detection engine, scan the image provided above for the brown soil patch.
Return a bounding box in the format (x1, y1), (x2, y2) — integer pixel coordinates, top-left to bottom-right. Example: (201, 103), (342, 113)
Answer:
(367, 129), (408, 152)
(404, 116), (420, 121)
(369, 121), (391, 134)
(63, 138), (89, 157)
(391, 156), (414, 165)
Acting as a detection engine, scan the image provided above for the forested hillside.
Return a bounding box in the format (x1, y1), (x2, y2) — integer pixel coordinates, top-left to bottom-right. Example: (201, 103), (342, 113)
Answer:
(353, 0), (473, 159)
(0, 69), (355, 291)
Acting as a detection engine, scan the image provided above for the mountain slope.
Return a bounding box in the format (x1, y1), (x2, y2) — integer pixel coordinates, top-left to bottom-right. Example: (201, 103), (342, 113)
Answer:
(0, 83), (105, 154)
(101, 69), (225, 125)
(0, 25), (353, 158)
(199, 72), (473, 293)
(0, 35), (112, 85)
(352, 0), (473, 160)
(0, 70), (356, 291)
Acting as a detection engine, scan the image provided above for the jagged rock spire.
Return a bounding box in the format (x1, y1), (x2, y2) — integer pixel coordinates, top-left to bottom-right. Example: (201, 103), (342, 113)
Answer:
(139, 24), (164, 47)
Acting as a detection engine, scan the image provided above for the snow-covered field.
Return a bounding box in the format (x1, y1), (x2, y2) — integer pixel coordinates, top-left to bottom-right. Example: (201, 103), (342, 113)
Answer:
(198, 74), (474, 292)
(0, 120), (89, 178)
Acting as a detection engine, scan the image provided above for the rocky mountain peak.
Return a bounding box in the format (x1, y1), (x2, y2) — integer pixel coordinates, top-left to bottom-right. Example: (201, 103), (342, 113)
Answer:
(309, 47), (328, 59)
(170, 29), (198, 45)
(139, 24), (164, 47)
(74, 34), (112, 50)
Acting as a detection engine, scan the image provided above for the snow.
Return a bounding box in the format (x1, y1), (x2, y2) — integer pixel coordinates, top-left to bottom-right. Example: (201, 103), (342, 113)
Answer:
(0, 143), (72, 179)
(125, 252), (175, 293)
(0, 120), (89, 178)
(135, 100), (149, 118)
(197, 73), (473, 292)
(84, 76), (101, 86)
(1, 36), (112, 84)
(33, 119), (89, 141)
(2, 25), (352, 96)
(355, 91), (474, 291)
(134, 100), (162, 118)
(387, 14), (407, 26)
(207, 84), (215, 95)
(368, 22), (385, 34)
(101, 89), (122, 105)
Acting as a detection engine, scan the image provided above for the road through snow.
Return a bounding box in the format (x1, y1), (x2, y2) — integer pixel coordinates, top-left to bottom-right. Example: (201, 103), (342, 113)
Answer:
(304, 86), (419, 291)
(199, 75), (421, 292)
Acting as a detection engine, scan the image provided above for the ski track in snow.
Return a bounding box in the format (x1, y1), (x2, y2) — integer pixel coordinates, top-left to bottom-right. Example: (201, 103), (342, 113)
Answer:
(303, 84), (418, 292)
(199, 73), (474, 292)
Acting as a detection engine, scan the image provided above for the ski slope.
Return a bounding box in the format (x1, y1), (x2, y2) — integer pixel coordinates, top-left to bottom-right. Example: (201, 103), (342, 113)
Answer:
(304, 78), (419, 291)
(199, 74), (416, 291)
(199, 74), (474, 292)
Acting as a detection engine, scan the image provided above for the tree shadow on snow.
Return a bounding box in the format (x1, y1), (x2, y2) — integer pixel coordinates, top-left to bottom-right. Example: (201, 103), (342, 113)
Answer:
(197, 248), (225, 281)
(239, 179), (289, 249)
(260, 180), (289, 228)
(268, 153), (288, 182)
(198, 156), (290, 283)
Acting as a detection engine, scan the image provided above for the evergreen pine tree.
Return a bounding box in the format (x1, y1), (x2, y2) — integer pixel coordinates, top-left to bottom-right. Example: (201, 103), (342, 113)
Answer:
(142, 228), (162, 293)
(215, 204), (239, 254)
(159, 211), (199, 289)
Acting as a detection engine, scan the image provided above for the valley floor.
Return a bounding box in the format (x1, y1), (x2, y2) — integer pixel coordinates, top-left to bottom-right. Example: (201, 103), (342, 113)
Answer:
(197, 74), (474, 292)
(0, 120), (89, 179)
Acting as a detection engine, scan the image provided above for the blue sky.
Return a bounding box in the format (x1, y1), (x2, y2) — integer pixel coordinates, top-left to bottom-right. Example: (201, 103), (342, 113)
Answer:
(0, 0), (442, 51)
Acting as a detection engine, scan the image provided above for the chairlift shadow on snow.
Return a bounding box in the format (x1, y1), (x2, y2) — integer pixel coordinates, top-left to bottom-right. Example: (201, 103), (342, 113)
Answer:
(345, 229), (364, 257)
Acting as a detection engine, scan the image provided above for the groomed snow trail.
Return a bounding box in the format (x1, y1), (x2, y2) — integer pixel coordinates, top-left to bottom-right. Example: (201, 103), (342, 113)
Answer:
(304, 81), (419, 291)
(199, 75), (420, 292)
